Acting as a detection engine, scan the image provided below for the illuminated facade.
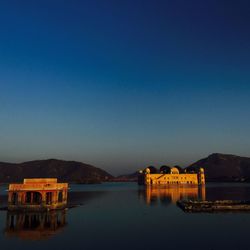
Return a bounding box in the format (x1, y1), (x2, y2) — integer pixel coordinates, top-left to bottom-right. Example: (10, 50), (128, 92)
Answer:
(138, 167), (205, 185)
(8, 178), (68, 211)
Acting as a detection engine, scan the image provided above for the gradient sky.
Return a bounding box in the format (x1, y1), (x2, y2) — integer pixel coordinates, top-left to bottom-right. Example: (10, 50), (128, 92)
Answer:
(0, 0), (250, 175)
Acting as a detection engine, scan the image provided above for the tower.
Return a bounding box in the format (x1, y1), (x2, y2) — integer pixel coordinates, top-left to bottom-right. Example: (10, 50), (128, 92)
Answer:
(198, 168), (205, 185)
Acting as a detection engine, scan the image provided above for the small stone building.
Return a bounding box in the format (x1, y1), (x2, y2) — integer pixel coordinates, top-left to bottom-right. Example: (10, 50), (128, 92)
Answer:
(8, 178), (68, 211)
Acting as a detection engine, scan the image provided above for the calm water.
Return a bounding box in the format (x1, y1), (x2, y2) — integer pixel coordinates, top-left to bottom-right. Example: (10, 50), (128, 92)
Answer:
(1, 182), (250, 250)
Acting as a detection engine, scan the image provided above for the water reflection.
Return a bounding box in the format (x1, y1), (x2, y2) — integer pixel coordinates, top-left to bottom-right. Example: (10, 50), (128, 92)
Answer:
(4, 210), (67, 240)
(139, 185), (206, 206)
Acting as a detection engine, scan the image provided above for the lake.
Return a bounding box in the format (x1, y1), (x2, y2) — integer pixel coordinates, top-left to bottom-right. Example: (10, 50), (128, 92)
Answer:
(1, 182), (250, 250)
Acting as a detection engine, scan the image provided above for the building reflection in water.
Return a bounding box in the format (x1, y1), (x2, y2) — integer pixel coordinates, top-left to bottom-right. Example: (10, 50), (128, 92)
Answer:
(5, 209), (67, 240)
(139, 185), (206, 206)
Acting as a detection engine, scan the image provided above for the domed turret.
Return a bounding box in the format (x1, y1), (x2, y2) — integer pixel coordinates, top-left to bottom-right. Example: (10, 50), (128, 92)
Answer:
(144, 166), (157, 174)
(174, 165), (184, 174)
(198, 167), (205, 184)
(170, 167), (179, 174)
(199, 168), (204, 173)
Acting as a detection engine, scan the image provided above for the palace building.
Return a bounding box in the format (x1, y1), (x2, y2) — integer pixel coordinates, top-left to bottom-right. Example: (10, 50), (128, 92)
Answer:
(138, 166), (205, 185)
(8, 178), (68, 211)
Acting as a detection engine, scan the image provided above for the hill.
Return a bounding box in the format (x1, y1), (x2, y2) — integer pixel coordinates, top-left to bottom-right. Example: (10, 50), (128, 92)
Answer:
(0, 159), (113, 184)
(187, 153), (250, 182)
(115, 172), (138, 182)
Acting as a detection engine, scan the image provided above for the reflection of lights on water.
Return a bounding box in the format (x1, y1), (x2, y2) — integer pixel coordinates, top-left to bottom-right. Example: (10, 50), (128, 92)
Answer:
(5, 210), (67, 240)
(143, 185), (206, 205)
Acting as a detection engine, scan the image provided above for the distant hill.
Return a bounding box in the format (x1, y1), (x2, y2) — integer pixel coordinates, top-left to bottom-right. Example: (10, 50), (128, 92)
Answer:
(115, 172), (138, 182)
(0, 159), (113, 184)
(187, 153), (250, 182)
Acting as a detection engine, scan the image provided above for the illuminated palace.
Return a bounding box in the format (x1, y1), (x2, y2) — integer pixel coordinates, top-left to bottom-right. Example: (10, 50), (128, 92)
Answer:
(8, 178), (68, 211)
(138, 166), (205, 185)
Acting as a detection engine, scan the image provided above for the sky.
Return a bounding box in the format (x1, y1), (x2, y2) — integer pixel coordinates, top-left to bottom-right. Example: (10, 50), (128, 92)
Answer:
(0, 0), (250, 175)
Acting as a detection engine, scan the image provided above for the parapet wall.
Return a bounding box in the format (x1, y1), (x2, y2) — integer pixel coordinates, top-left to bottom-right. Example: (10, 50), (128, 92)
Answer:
(9, 183), (68, 191)
(24, 178), (58, 184)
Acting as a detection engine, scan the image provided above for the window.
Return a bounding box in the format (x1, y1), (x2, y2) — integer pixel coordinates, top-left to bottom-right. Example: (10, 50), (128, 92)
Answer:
(58, 191), (63, 203)
(46, 192), (52, 205)
(11, 192), (18, 205)
(25, 192), (42, 204)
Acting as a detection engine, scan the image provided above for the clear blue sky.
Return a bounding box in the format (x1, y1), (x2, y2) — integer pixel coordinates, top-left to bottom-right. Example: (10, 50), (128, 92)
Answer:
(0, 0), (250, 175)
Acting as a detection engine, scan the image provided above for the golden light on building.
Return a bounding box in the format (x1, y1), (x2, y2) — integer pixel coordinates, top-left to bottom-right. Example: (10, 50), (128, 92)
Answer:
(138, 167), (205, 186)
(8, 178), (68, 211)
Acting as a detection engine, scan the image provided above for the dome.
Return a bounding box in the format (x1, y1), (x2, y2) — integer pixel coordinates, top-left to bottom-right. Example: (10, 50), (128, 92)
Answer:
(199, 168), (204, 173)
(144, 166), (158, 174)
(174, 165), (184, 173)
(170, 167), (179, 174)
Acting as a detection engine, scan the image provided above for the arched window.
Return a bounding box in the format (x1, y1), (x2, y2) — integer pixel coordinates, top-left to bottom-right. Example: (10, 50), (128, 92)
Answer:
(26, 192), (32, 203)
(25, 192), (42, 204)
(46, 192), (52, 205)
(58, 191), (63, 203)
(11, 192), (18, 205)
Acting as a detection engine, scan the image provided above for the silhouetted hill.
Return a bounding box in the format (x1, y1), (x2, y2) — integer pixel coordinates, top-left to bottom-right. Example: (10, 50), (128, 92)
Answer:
(115, 172), (139, 182)
(187, 153), (250, 182)
(0, 159), (113, 184)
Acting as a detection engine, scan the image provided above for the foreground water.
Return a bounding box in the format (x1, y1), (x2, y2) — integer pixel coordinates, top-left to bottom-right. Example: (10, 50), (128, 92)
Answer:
(1, 182), (250, 250)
